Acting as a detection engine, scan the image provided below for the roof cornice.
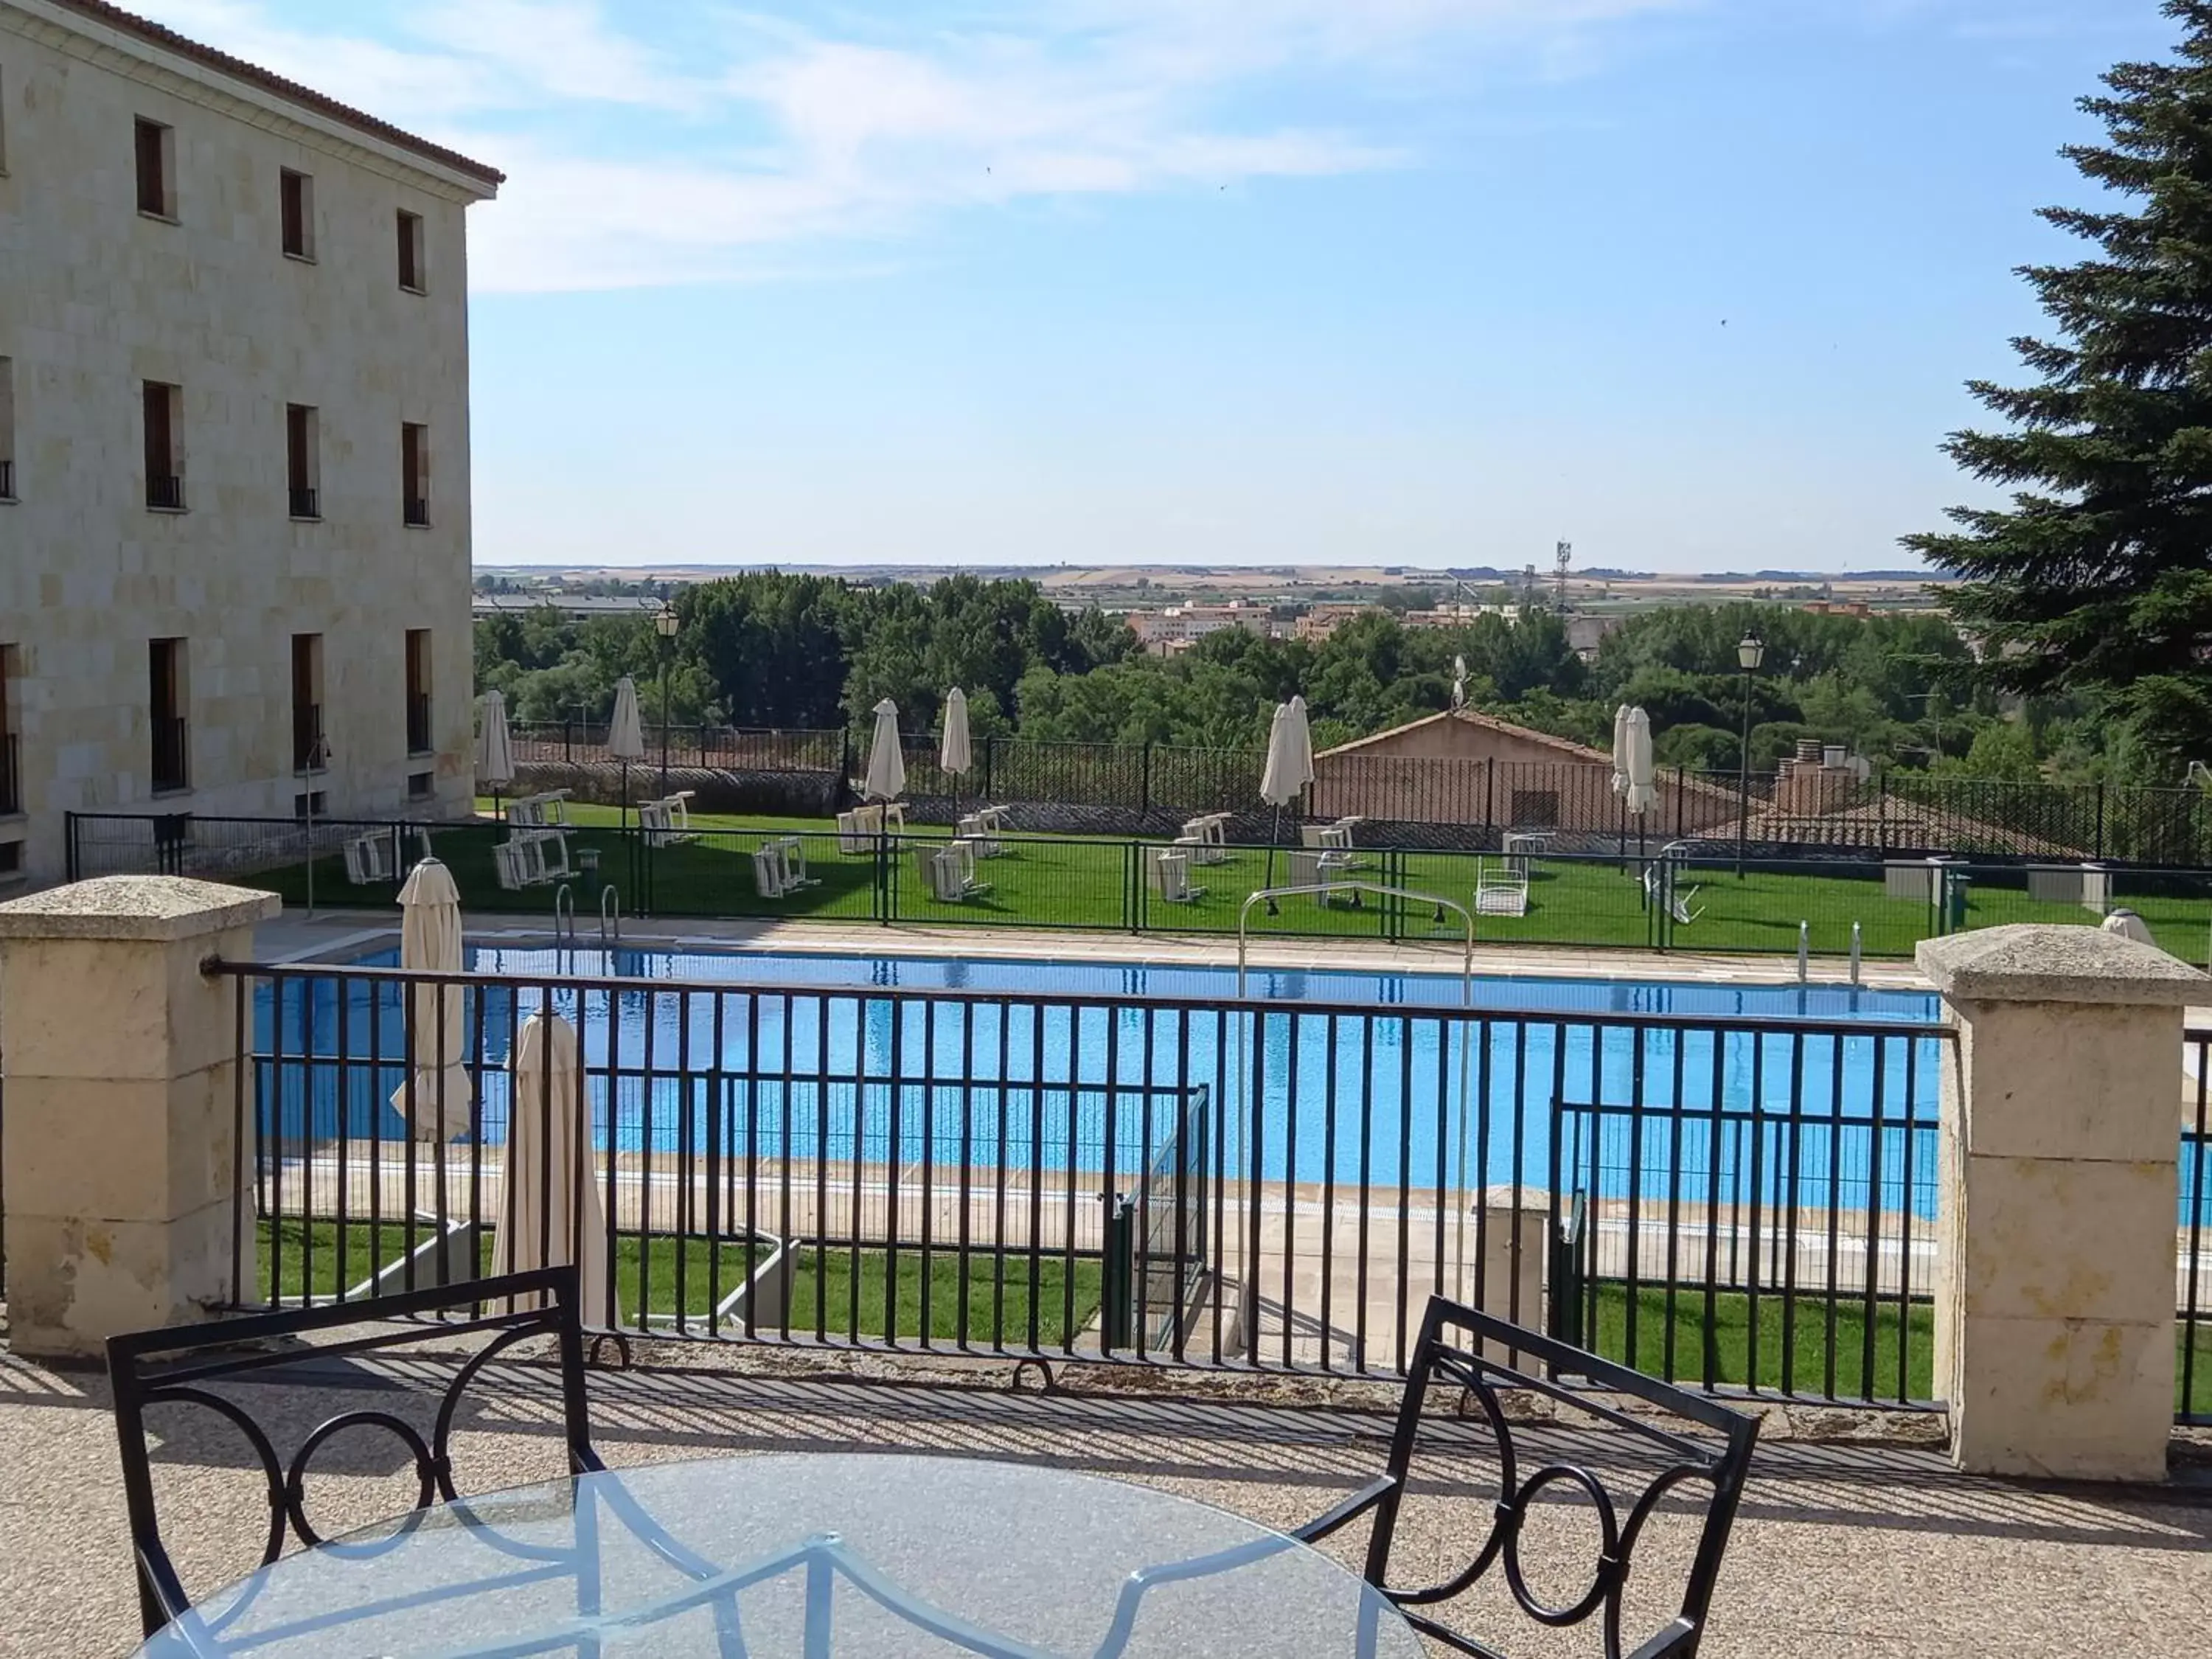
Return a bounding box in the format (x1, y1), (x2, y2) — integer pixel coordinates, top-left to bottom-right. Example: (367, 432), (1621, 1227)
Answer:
(4, 0), (503, 199)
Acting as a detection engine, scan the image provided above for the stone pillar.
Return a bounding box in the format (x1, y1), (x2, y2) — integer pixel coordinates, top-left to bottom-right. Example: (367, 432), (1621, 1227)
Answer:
(0, 877), (280, 1358)
(1917, 925), (2203, 1481)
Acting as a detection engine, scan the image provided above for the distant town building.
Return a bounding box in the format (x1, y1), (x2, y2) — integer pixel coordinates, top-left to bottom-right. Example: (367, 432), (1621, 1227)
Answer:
(0, 0), (502, 885)
(1565, 613), (1625, 658)
(473, 594), (666, 622)
(1125, 602), (1277, 654)
(1800, 599), (1873, 619)
(1402, 603), (1520, 630)
(1292, 602), (1380, 643)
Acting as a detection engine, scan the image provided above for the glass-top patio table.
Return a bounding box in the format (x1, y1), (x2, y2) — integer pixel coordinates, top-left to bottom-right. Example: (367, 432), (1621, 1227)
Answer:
(132, 1453), (1423, 1658)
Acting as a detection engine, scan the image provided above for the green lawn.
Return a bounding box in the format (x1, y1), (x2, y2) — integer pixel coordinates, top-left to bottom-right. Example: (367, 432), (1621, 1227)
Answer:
(1584, 1281), (1935, 1400)
(255, 1222), (2212, 1410)
(255, 1218), (1102, 1346)
(230, 805), (2212, 962)
(1580, 1284), (2212, 1414)
(2184, 1317), (2212, 1421)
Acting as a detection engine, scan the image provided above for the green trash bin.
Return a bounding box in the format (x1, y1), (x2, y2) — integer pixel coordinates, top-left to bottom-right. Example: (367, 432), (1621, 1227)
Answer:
(1945, 867), (1972, 933)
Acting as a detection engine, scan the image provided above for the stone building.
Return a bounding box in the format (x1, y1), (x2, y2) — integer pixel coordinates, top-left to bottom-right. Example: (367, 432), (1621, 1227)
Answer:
(0, 0), (502, 886)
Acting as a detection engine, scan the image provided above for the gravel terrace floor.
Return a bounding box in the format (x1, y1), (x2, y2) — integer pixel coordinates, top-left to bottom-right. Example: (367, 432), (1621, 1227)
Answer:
(2, 1329), (2208, 1659)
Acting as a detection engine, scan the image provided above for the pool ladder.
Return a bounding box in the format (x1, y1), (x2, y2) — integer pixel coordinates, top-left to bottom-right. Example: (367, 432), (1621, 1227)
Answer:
(552, 882), (622, 946)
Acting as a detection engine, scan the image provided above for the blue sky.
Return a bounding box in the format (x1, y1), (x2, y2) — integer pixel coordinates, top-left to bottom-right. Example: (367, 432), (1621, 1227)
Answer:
(139, 1), (2174, 572)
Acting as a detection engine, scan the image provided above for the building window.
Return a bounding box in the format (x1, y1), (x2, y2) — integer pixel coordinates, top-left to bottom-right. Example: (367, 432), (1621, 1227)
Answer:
(0, 644), (18, 817)
(150, 638), (189, 794)
(143, 382), (184, 510)
(135, 117), (175, 219)
(291, 633), (325, 773)
(402, 422), (430, 526)
(292, 790), (327, 821)
(0, 357), (14, 502)
(279, 168), (315, 260)
(286, 404), (320, 518)
(397, 209), (426, 292)
(408, 771), (434, 802)
(406, 629), (433, 755)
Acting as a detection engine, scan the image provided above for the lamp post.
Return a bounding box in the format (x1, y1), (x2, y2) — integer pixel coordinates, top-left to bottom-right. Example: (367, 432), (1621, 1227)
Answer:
(1736, 631), (1764, 877)
(654, 603), (680, 798)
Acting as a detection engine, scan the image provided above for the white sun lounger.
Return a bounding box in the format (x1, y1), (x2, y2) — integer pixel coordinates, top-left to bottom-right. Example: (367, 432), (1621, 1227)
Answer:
(1475, 860), (1530, 918)
(1150, 847), (1206, 904)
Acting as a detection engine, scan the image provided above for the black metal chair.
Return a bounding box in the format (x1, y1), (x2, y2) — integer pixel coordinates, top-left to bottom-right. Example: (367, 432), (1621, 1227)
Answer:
(1295, 1295), (1759, 1659)
(107, 1265), (604, 1643)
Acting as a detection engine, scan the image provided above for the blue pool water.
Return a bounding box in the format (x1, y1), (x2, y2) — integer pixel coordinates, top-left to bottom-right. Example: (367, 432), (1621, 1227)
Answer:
(258, 947), (1947, 1217)
(400, 947), (1943, 1023)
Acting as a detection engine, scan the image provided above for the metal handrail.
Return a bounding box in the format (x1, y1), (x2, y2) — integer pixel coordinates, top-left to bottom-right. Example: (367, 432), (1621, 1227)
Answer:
(552, 883), (575, 945)
(599, 883), (621, 944)
(1236, 882), (1475, 1004)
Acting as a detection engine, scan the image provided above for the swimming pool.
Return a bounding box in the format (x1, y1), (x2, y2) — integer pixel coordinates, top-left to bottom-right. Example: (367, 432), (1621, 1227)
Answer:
(391, 945), (1942, 1023)
(258, 945), (1946, 1220)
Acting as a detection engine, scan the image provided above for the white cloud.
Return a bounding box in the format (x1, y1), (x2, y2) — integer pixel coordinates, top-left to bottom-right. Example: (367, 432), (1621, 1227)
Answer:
(125, 0), (1688, 293)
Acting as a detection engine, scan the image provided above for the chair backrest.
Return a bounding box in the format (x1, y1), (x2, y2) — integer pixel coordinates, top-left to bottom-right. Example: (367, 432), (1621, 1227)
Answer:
(942, 839), (975, 886)
(108, 1266), (603, 1640)
(912, 845), (945, 899)
(1363, 1296), (1759, 1659)
(753, 845), (787, 897)
(1153, 849), (1187, 899)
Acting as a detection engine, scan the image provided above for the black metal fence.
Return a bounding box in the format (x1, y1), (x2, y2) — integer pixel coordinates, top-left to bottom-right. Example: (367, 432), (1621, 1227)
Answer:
(489, 724), (2212, 863)
(62, 809), (2212, 966)
(2184, 1030), (2212, 1425)
(213, 956), (1955, 1405)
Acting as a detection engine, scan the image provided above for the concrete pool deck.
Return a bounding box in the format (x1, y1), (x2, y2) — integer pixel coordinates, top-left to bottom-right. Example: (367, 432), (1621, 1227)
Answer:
(4, 1333), (2208, 1659)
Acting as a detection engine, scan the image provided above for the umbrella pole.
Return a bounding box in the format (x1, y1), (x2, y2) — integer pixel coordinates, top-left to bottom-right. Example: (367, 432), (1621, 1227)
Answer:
(1265, 804), (1281, 915)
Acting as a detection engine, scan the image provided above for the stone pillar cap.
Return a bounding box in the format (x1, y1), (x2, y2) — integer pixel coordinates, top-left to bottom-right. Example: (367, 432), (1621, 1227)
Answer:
(1917, 923), (2207, 1006)
(0, 876), (281, 942)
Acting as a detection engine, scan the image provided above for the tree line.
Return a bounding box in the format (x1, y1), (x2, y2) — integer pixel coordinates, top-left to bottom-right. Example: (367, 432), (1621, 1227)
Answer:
(476, 571), (2149, 783)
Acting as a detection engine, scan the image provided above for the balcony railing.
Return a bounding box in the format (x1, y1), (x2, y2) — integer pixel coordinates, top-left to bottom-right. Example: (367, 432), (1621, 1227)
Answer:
(406, 692), (433, 757)
(403, 497), (430, 527)
(293, 707), (325, 775)
(289, 487), (320, 520)
(0, 459), (15, 500)
(0, 733), (19, 815)
(147, 475), (186, 512)
(151, 716), (190, 794)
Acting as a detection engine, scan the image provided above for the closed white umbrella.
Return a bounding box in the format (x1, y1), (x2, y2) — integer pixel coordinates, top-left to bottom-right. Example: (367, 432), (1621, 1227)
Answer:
(390, 858), (471, 1141)
(477, 690), (515, 818)
(863, 698), (907, 802)
(1622, 707), (1658, 815)
(1260, 699), (1315, 807)
(490, 1008), (611, 1329)
(608, 677), (644, 829)
(1259, 698), (1317, 898)
(940, 688), (973, 817)
(1612, 705), (1633, 797)
(940, 688), (973, 777)
(1451, 655), (1467, 712)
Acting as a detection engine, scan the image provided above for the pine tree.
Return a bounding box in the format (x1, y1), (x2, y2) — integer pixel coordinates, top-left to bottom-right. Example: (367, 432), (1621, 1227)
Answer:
(1907, 0), (2212, 779)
